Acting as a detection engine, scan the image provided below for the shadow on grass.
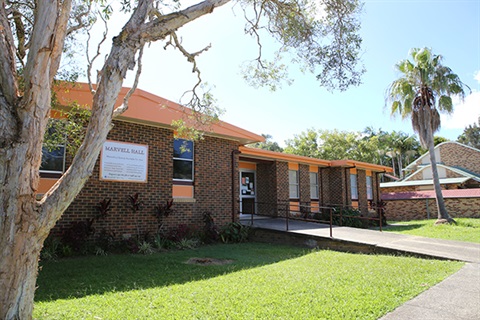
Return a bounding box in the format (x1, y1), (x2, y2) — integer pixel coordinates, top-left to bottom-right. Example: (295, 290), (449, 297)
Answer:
(383, 224), (424, 232)
(35, 242), (310, 302)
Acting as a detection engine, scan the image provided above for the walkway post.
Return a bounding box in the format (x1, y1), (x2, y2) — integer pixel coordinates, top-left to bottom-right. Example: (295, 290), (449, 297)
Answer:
(251, 201), (254, 226)
(286, 203), (289, 231)
(329, 207), (333, 238)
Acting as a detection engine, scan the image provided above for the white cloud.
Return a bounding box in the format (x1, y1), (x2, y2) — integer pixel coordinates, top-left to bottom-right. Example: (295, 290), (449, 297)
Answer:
(440, 71), (480, 129)
(474, 70), (480, 83)
(441, 91), (480, 129)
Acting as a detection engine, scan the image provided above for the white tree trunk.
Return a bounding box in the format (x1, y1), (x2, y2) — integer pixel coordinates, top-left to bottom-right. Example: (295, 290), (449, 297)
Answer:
(0, 1), (231, 318)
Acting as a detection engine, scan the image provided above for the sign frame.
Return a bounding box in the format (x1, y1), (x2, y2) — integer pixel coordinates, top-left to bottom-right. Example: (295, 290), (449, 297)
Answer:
(99, 140), (149, 183)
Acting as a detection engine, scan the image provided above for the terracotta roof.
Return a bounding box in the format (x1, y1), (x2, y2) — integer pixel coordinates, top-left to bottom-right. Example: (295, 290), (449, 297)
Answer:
(382, 188), (480, 200)
(54, 82), (264, 145)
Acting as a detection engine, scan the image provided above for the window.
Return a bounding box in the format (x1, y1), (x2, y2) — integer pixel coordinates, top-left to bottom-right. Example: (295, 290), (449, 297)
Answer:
(310, 172), (319, 199)
(289, 170), (299, 199)
(173, 139), (194, 181)
(366, 176), (373, 200)
(40, 146), (66, 173)
(350, 174), (358, 200)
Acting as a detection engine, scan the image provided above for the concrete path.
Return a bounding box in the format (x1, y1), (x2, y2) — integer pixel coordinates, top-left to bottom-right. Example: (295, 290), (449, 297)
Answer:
(241, 217), (480, 319)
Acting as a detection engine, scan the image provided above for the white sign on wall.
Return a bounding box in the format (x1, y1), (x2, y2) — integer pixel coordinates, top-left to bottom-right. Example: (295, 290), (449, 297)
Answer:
(100, 140), (148, 183)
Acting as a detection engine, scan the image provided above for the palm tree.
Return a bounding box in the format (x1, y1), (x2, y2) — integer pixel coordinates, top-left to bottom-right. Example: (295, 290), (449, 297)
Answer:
(386, 48), (469, 223)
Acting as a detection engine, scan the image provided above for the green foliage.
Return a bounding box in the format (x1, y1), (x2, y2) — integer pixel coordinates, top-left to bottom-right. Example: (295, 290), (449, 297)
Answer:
(43, 104), (91, 157)
(220, 222), (250, 243)
(332, 207), (366, 228)
(284, 127), (423, 177)
(247, 134), (284, 152)
(385, 218), (480, 243)
(386, 47), (469, 147)
(176, 238), (200, 250)
(457, 117), (480, 149)
(40, 237), (62, 261)
(138, 241), (155, 255)
(153, 234), (176, 250)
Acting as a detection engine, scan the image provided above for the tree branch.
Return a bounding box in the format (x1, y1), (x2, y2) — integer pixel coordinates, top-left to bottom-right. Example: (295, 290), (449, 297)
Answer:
(113, 44), (145, 118)
(86, 11), (108, 93)
(0, 2), (18, 105)
(139, 0), (231, 42)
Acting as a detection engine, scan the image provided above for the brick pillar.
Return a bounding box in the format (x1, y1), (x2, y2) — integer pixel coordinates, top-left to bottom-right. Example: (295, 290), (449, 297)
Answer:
(319, 167), (329, 206)
(257, 162), (277, 216)
(357, 169), (368, 215)
(299, 164), (310, 210)
(275, 161), (289, 216)
(327, 167), (347, 206)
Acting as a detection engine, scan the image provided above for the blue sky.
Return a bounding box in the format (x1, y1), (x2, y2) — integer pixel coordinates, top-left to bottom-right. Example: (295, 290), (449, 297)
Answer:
(83, 0), (480, 146)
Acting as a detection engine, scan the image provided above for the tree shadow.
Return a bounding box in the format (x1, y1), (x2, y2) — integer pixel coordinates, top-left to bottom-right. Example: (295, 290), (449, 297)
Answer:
(35, 242), (310, 302)
(383, 224), (424, 232)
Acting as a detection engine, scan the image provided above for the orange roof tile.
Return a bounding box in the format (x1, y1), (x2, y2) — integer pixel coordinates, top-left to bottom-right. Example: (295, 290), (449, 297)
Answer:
(54, 82), (264, 145)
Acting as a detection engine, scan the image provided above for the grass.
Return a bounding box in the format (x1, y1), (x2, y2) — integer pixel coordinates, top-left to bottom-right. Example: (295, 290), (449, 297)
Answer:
(34, 242), (463, 319)
(384, 218), (480, 243)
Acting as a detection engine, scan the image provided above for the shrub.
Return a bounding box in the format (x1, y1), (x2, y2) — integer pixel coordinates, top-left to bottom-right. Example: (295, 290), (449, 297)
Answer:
(202, 211), (219, 243)
(220, 222), (250, 243)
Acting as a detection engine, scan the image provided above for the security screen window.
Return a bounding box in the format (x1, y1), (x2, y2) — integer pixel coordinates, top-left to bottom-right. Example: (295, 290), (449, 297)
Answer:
(173, 139), (194, 181)
(350, 174), (358, 200)
(366, 176), (373, 200)
(310, 172), (319, 199)
(289, 170), (299, 199)
(40, 146), (66, 173)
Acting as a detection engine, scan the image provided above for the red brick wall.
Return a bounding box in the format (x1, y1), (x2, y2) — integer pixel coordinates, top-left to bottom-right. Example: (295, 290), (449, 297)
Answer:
(53, 120), (239, 239)
(256, 161), (279, 216)
(385, 197), (480, 220)
(357, 170), (368, 214)
(193, 135), (239, 227)
(325, 167), (348, 206)
(299, 164), (310, 206)
(276, 161), (289, 202)
(440, 143), (480, 175)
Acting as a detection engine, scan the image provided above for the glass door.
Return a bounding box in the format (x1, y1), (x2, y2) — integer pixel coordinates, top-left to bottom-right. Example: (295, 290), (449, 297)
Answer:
(240, 171), (256, 214)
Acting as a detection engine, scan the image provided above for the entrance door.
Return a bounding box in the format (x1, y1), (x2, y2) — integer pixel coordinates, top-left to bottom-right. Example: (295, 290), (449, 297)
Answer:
(240, 171), (256, 214)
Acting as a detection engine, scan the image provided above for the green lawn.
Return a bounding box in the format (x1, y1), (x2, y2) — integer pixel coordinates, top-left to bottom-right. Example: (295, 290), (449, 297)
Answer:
(384, 218), (480, 243)
(34, 243), (463, 319)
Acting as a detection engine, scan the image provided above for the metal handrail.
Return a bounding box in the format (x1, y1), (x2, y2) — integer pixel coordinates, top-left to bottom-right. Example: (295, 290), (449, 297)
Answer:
(238, 200), (385, 237)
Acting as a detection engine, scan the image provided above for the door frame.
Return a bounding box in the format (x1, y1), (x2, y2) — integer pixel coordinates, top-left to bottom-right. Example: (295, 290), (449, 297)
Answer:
(239, 169), (256, 214)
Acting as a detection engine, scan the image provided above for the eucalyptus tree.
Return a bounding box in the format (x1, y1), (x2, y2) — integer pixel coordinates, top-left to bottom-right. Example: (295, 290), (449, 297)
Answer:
(386, 47), (469, 224)
(0, 0), (365, 318)
(458, 117), (480, 149)
(248, 134), (284, 152)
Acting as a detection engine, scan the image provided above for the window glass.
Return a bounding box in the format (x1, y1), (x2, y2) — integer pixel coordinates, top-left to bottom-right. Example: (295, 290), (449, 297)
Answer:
(173, 139), (193, 181)
(289, 170), (299, 198)
(366, 176), (373, 200)
(173, 139), (193, 159)
(40, 146), (65, 173)
(350, 174), (358, 200)
(310, 172), (319, 199)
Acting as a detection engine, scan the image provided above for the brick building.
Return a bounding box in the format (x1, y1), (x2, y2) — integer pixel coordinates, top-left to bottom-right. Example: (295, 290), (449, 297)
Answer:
(39, 83), (391, 239)
(381, 142), (480, 220)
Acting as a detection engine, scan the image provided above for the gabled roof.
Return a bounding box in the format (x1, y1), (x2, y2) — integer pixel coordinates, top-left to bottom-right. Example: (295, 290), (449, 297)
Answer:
(402, 164), (480, 182)
(382, 188), (480, 200)
(404, 141), (480, 171)
(239, 146), (393, 172)
(54, 82), (264, 145)
(381, 177), (475, 188)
